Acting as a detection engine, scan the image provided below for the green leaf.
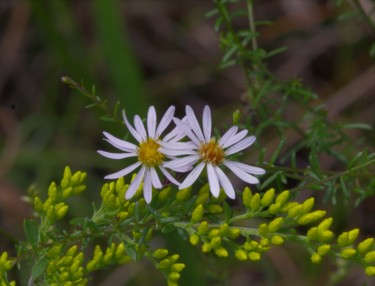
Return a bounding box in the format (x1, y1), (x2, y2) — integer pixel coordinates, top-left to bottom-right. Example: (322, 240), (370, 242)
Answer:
(32, 256), (48, 279)
(23, 219), (39, 248)
(342, 123), (373, 130)
(223, 201), (232, 222)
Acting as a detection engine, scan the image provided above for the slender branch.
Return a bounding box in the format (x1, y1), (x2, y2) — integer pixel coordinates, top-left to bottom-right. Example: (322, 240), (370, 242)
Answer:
(352, 0), (375, 36)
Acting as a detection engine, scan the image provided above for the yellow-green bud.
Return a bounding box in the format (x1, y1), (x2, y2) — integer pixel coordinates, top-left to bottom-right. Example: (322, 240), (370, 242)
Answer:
(311, 253), (321, 264)
(275, 190), (289, 205)
(260, 238), (270, 247)
(268, 217), (284, 233)
(365, 266), (375, 276)
(61, 166), (72, 188)
(243, 187), (252, 209)
(337, 228), (359, 247)
(197, 221), (209, 235)
(176, 187), (191, 201)
(235, 249), (248, 261)
(168, 272), (180, 281)
(211, 237), (222, 248)
(219, 223), (229, 234)
(261, 188), (275, 207)
(301, 197), (314, 213)
(196, 184), (209, 205)
(232, 109), (240, 124)
(318, 230), (334, 242)
(364, 251), (375, 263)
(191, 204), (204, 223)
(271, 235), (284, 245)
(47, 245), (63, 259)
(55, 204), (69, 220)
(318, 218), (333, 231)
(207, 204), (223, 214)
(115, 177), (125, 192)
(117, 211), (129, 221)
(66, 245), (78, 257)
(171, 263), (185, 273)
(281, 202), (298, 213)
(307, 227), (318, 241)
(189, 234), (200, 246)
(269, 203), (281, 214)
(250, 193), (261, 210)
(288, 204), (304, 218)
(202, 243), (212, 253)
(341, 248), (356, 258)
(317, 244), (331, 256)
(228, 228), (241, 239)
(62, 187), (73, 198)
(34, 197), (44, 212)
(153, 249), (169, 260)
(48, 182), (58, 200)
(158, 187), (172, 201)
(159, 258), (171, 269)
(258, 223), (268, 236)
(60, 272), (70, 282)
(248, 251), (261, 261)
(71, 171), (82, 186)
(297, 210), (326, 225)
(208, 229), (220, 239)
(115, 243), (126, 259)
(215, 247), (228, 257)
(358, 238), (374, 255)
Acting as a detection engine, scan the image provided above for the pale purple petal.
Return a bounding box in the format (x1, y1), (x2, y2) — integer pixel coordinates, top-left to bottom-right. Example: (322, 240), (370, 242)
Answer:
(156, 105), (175, 138)
(160, 141), (197, 150)
(122, 110), (143, 143)
(134, 115), (147, 141)
(159, 147), (197, 157)
(202, 105), (212, 142)
(97, 150), (137, 160)
(143, 168), (153, 203)
(164, 116), (189, 142)
(224, 161), (265, 175)
(169, 164), (194, 173)
(215, 166), (235, 199)
(147, 106), (157, 138)
(224, 161), (259, 184)
(125, 166), (146, 200)
(103, 132), (137, 152)
(218, 126), (238, 146)
(225, 136), (256, 156)
(221, 129), (248, 149)
(179, 162), (205, 189)
(150, 167), (162, 189)
(186, 105), (205, 142)
(104, 161), (142, 179)
(173, 117), (200, 146)
(163, 155), (200, 170)
(207, 164), (220, 198)
(159, 166), (180, 186)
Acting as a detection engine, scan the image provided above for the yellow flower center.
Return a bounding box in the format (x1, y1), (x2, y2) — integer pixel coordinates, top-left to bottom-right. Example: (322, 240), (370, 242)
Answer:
(138, 138), (164, 167)
(199, 138), (224, 165)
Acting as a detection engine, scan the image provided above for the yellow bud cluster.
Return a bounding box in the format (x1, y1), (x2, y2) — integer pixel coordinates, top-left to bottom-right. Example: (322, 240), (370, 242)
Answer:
(45, 245), (87, 285)
(0, 252), (16, 286)
(86, 243), (130, 272)
(235, 238), (271, 262)
(152, 250), (185, 286)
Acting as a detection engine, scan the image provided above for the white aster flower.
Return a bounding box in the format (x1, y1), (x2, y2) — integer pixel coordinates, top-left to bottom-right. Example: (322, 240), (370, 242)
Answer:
(164, 105), (266, 199)
(98, 106), (181, 204)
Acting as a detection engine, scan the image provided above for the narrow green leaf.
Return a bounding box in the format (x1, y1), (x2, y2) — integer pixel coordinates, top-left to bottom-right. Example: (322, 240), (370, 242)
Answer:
(23, 219), (39, 248)
(343, 123), (373, 130)
(32, 256), (49, 279)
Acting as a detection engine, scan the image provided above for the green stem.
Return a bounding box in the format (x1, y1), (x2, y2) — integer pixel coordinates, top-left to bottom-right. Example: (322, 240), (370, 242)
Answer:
(352, 0), (375, 36)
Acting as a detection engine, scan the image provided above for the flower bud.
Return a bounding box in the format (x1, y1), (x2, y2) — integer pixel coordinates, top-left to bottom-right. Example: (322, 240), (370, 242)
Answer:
(242, 187), (252, 209)
(341, 248), (356, 258)
(275, 190), (289, 205)
(268, 217), (284, 233)
(176, 187), (191, 201)
(358, 238), (374, 255)
(215, 247), (228, 257)
(235, 249), (248, 261)
(301, 197), (314, 213)
(261, 188), (275, 207)
(337, 229), (359, 247)
(297, 210), (326, 225)
(250, 193), (261, 210)
(189, 235), (200, 246)
(248, 251), (261, 261)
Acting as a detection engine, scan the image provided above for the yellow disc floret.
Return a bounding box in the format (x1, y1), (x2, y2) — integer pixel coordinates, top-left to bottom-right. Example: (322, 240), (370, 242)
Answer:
(199, 139), (224, 165)
(138, 138), (164, 167)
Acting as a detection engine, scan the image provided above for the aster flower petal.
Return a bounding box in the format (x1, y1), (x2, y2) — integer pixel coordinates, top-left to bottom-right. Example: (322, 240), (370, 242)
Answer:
(150, 167), (162, 189)
(163, 116), (188, 142)
(159, 147), (197, 157)
(163, 155), (200, 169)
(218, 126), (238, 146)
(147, 106), (157, 138)
(173, 117), (200, 145)
(134, 115), (147, 141)
(122, 110), (143, 143)
(125, 166), (146, 200)
(159, 166), (181, 186)
(202, 105), (212, 142)
(104, 161), (142, 180)
(225, 161), (265, 175)
(170, 164), (194, 173)
(179, 162), (205, 189)
(224, 161), (259, 184)
(103, 132), (138, 152)
(207, 163), (220, 197)
(143, 168), (153, 203)
(186, 105), (205, 141)
(156, 105), (175, 138)
(225, 136), (256, 156)
(215, 166), (235, 199)
(97, 150), (137, 160)
(220, 129), (248, 149)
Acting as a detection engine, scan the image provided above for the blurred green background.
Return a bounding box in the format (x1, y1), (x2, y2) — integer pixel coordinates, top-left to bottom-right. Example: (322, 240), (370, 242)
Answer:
(0, 0), (374, 285)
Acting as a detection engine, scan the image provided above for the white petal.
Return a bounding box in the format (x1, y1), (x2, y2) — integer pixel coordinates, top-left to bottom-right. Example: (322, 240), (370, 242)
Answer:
(173, 117), (200, 145)
(225, 136), (256, 155)
(221, 129), (248, 149)
(163, 155), (200, 170)
(143, 168), (153, 203)
(218, 126), (238, 146)
(125, 166), (146, 200)
(160, 141), (197, 150)
(202, 105), (212, 142)
(164, 116), (189, 142)
(186, 105), (205, 142)
(156, 105), (175, 138)
(104, 161), (142, 179)
(134, 115), (147, 141)
(159, 166), (180, 186)
(122, 110), (143, 143)
(225, 161), (265, 175)
(215, 166), (235, 199)
(207, 164), (220, 198)
(224, 161), (259, 184)
(103, 132), (137, 152)
(147, 106), (157, 138)
(150, 167), (162, 189)
(97, 150), (137, 160)
(179, 162), (205, 189)
(169, 164), (194, 173)
(159, 147), (197, 157)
